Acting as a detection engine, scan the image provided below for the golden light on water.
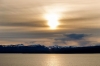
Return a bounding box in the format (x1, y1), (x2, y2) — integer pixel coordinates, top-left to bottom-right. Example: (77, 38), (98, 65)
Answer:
(45, 13), (60, 29)
(46, 55), (60, 66)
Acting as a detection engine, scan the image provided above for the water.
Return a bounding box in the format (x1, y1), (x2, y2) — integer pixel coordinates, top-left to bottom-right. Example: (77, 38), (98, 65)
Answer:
(0, 54), (100, 66)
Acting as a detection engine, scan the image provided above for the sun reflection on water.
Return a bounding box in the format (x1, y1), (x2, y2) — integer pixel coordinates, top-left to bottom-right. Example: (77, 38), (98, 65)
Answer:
(46, 55), (60, 66)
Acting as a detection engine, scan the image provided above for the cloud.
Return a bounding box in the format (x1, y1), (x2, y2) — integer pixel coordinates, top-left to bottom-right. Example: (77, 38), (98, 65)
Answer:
(1, 33), (99, 46)
(24, 33), (91, 46)
(61, 13), (100, 22)
(64, 34), (87, 40)
(0, 0), (100, 46)
(0, 21), (47, 27)
(55, 34), (88, 41)
(53, 33), (97, 46)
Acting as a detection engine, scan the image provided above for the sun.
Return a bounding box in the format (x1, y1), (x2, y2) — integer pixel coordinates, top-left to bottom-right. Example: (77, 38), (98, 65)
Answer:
(45, 13), (59, 29)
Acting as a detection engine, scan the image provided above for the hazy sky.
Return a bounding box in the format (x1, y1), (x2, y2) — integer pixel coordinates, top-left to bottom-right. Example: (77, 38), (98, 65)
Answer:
(0, 0), (100, 46)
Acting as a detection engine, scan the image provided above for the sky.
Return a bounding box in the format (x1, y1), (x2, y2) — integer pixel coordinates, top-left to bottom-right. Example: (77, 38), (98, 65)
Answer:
(0, 0), (100, 46)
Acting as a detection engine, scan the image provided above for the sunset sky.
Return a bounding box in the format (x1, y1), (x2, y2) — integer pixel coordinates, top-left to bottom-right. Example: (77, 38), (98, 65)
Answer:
(0, 0), (100, 46)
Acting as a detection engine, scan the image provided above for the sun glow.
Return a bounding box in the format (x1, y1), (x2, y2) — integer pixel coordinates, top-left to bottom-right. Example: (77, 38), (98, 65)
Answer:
(45, 13), (59, 29)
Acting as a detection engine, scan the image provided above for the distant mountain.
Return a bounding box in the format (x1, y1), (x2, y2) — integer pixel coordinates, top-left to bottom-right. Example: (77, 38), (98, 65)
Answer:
(0, 44), (100, 53)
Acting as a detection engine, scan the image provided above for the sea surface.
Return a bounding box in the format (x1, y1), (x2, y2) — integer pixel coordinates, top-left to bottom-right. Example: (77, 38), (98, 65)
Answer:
(0, 54), (100, 66)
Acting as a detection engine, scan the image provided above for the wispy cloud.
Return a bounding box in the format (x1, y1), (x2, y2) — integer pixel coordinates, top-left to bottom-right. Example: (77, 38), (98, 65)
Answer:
(0, 0), (100, 46)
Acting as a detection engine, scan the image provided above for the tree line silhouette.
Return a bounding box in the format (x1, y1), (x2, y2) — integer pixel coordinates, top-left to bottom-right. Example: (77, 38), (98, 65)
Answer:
(0, 44), (100, 53)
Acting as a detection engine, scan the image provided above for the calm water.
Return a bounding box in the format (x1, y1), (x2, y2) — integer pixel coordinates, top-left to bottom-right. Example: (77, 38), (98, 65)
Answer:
(0, 54), (100, 66)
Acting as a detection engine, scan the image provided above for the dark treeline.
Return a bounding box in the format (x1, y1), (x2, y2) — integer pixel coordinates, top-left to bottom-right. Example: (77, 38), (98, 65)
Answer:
(0, 44), (100, 53)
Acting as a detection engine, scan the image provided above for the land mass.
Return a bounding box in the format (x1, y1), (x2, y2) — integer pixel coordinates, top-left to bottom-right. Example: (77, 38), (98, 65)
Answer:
(0, 44), (100, 53)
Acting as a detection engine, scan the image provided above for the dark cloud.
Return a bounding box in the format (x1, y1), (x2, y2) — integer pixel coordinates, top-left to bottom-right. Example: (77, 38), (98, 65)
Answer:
(55, 34), (88, 41)
(54, 33), (93, 46)
(64, 34), (87, 40)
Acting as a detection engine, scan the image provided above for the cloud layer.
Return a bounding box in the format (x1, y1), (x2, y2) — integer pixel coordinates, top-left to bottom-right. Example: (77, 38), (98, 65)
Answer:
(0, 0), (100, 46)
